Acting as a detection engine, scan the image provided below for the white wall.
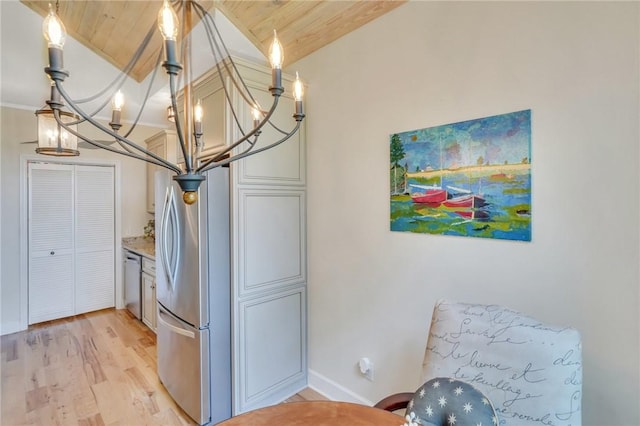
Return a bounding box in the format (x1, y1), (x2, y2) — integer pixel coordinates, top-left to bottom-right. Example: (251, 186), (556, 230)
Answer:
(0, 106), (161, 334)
(292, 2), (639, 425)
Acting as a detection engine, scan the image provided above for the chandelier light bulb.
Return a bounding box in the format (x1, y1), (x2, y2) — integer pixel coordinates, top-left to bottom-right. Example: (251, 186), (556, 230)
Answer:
(194, 99), (203, 123)
(194, 99), (203, 136)
(112, 90), (124, 111)
(252, 106), (261, 128)
(158, 0), (179, 41)
(43, 4), (66, 48)
(251, 106), (261, 121)
(269, 30), (284, 69)
(47, 128), (58, 143)
(293, 72), (304, 102)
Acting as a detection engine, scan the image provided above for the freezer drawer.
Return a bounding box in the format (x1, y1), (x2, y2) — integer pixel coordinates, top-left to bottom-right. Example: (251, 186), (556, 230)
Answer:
(157, 304), (210, 425)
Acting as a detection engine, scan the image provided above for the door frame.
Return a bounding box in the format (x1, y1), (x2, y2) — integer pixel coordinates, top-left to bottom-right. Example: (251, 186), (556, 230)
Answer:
(19, 155), (123, 331)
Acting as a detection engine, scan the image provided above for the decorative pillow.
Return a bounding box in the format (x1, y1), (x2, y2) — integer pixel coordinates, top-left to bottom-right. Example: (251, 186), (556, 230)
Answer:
(422, 300), (582, 426)
(403, 377), (498, 426)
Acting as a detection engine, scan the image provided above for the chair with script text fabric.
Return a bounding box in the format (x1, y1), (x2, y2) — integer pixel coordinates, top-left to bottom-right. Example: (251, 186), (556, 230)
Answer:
(375, 299), (583, 426)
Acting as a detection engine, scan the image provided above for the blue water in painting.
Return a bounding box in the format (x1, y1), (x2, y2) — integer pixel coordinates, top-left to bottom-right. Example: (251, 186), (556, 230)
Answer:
(391, 171), (531, 241)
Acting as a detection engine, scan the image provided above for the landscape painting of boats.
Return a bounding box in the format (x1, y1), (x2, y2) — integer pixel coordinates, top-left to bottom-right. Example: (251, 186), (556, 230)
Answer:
(390, 109), (531, 241)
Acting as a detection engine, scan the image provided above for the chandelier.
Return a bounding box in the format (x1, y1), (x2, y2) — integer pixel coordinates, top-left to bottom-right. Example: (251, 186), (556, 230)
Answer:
(39, 0), (305, 204)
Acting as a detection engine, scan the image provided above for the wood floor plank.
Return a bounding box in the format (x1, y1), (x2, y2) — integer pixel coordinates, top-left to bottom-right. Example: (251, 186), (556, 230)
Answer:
(1, 308), (324, 425)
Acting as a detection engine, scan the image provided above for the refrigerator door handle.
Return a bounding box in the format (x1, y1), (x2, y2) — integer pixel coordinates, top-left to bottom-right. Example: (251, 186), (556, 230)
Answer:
(161, 186), (180, 290)
(158, 306), (195, 339)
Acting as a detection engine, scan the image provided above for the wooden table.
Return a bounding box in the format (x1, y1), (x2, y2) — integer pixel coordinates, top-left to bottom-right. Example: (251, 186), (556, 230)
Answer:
(216, 401), (403, 425)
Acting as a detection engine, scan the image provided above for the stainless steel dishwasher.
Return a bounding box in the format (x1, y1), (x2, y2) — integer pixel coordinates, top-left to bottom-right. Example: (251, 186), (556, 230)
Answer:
(124, 250), (142, 319)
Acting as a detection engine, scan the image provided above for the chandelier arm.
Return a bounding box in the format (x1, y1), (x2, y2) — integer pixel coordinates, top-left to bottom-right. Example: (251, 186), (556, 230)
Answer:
(195, 3), (261, 115)
(71, 24), (156, 105)
(200, 133), (255, 169)
(123, 48), (164, 139)
(199, 121), (301, 173)
(66, 26), (160, 128)
(115, 139), (137, 154)
(54, 81), (182, 174)
(168, 73), (191, 173)
(52, 109), (181, 171)
(60, 19), (158, 127)
(195, 94), (281, 172)
(266, 119), (293, 136)
(192, 7), (247, 138)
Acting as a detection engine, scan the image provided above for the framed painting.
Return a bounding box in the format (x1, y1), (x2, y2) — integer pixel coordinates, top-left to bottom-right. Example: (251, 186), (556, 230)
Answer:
(390, 110), (531, 241)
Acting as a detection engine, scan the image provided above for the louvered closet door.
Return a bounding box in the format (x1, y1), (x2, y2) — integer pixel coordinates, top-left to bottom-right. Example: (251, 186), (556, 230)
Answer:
(28, 163), (75, 324)
(75, 165), (115, 313)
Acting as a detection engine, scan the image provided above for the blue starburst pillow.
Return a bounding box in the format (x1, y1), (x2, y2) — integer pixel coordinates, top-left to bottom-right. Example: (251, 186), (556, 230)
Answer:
(404, 377), (498, 426)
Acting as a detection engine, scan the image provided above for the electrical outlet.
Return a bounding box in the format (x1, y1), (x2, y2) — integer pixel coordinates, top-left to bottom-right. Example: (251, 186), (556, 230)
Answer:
(365, 362), (374, 381)
(358, 357), (374, 381)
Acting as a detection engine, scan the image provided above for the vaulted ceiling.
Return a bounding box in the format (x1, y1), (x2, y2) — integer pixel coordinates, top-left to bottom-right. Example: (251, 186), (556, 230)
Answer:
(21, 0), (406, 82)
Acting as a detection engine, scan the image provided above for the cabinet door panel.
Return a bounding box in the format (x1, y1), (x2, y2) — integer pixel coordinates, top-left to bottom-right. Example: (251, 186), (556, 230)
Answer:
(142, 272), (157, 331)
(76, 250), (114, 313)
(147, 139), (165, 213)
(75, 165), (115, 313)
(235, 84), (305, 185)
(29, 254), (74, 323)
(29, 164), (74, 254)
(236, 189), (306, 297)
(28, 163), (75, 324)
(76, 165), (114, 251)
(198, 85), (226, 157)
(236, 288), (306, 413)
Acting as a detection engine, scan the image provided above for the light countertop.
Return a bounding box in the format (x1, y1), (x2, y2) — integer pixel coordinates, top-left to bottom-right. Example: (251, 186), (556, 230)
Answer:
(122, 236), (155, 260)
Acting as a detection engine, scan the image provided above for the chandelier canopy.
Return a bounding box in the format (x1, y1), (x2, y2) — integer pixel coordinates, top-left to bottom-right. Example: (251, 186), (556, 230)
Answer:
(39, 0), (305, 204)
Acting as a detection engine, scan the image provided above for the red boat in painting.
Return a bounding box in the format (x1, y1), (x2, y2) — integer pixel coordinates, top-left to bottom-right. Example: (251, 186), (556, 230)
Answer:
(411, 188), (447, 205)
(409, 184), (448, 205)
(443, 194), (486, 208)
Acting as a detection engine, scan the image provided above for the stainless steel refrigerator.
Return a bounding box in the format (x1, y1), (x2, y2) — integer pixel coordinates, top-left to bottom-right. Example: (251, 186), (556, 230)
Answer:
(155, 167), (231, 425)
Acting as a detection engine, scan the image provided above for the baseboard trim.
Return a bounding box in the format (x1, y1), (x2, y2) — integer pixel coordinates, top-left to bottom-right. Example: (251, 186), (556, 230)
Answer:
(308, 369), (373, 406)
(1, 320), (24, 336)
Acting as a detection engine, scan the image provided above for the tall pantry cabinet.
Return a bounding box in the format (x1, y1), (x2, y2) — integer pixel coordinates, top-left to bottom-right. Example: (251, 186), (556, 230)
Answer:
(175, 58), (307, 414)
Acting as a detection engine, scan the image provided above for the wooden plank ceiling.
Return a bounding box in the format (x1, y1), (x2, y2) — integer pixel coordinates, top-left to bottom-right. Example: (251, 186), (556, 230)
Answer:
(21, 0), (405, 83)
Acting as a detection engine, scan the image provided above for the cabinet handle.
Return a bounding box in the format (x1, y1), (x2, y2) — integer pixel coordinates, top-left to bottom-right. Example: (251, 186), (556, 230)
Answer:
(50, 251), (55, 255)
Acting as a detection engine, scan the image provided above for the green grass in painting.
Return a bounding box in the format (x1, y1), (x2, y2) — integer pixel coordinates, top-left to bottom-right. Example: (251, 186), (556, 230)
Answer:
(391, 195), (531, 240)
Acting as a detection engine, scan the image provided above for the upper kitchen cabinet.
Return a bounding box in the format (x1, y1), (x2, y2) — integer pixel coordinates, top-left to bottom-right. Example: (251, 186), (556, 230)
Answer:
(145, 130), (178, 214)
(192, 75), (227, 160)
(232, 62), (305, 186)
(192, 58), (306, 186)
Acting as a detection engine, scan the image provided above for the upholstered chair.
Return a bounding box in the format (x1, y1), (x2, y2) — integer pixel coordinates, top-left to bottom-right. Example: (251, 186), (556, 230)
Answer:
(376, 300), (582, 426)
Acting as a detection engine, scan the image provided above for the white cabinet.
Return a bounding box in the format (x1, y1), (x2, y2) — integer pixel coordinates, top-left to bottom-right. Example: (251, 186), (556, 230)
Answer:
(28, 162), (115, 324)
(192, 58), (307, 414)
(142, 257), (157, 331)
(193, 77), (226, 158)
(146, 130), (178, 214)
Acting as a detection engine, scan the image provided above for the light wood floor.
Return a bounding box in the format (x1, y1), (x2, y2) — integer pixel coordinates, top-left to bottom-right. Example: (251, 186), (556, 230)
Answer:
(0, 308), (324, 426)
